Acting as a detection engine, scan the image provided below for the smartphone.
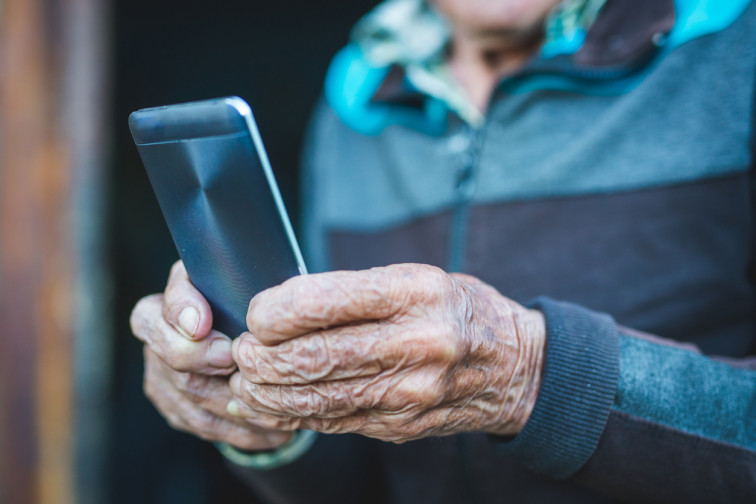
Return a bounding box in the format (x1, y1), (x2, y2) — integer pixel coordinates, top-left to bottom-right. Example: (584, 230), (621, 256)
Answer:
(129, 96), (307, 338)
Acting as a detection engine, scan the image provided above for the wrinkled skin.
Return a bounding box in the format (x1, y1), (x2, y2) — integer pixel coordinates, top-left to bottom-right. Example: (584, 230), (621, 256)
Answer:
(228, 263), (545, 443)
(130, 262), (292, 450)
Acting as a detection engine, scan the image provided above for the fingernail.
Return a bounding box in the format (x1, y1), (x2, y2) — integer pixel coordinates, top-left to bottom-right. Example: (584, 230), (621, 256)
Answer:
(178, 307), (199, 338)
(208, 338), (233, 368)
(227, 399), (257, 418)
(227, 400), (241, 416)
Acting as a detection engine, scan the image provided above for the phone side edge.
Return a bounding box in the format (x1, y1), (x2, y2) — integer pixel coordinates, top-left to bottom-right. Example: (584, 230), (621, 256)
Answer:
(226, 97), (309, 276)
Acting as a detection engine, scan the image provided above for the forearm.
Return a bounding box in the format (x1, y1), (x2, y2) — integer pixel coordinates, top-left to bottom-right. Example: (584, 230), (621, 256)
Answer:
(493, 298), (756, 502)
(574, 329), (756, 502)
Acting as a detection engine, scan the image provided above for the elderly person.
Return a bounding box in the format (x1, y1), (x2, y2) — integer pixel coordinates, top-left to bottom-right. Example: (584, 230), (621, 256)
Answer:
(130, 0), (756, 502)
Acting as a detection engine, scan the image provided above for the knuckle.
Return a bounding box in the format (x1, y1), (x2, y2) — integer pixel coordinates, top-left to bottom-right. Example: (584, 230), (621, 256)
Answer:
(230, 435), (262, 451)
(285, 385), (335, 417)
(164, 414), (183, 431)
(234, 338), (261, 377)
(168, 261), (187, 287)
(174, 372), (207, 398)
(289, 282), (325, 322)
(288, 388), (323, 417)
(403, 421), (428, 440)
(160, 409), (192, 434)
(242, 382), (273, 410)
(396, 373), (445, 409)
(308, 416), (342, 434)
(245, 298), (262, 332)
(165, 272), (195, 310)
(173, 372), (193, 392)
(380, 410), (407, 428)
(287, 334), (332, 381)
(426, 374), (446, 404)
(239, 338), (303, 385)
(276, 417), (301, 431)
(253, 415), (298, 432)
(142, 375), (156, 401)
(194, 431), (215, 442)
(160, 337), (197, 371)
(415, 263), (447, 289)
(190, 409), (219, 434)
(129, 294), (160, 337)
(246, 289), (279, 333)
(425, 323), (461, 362)
(161, 351), (187, 371)
(142, 360), (162, 403)
(390, 264), (449, 310)
(254, 354), (287, 385)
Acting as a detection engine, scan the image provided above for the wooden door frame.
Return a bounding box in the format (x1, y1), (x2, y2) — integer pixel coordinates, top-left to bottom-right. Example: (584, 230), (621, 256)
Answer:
(0, 0), (112, 502)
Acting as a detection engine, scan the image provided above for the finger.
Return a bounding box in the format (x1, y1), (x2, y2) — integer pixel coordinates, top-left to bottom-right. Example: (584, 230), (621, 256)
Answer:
(230, 393), (374, 438)
(145, 348), (236, 417)
(218, 422), (293, 451)
(190, 413), (292, 451)
(247, 263), (449, 345)
(233, 319), (461, 385)
(227, 374), (449, 442)
(130, 293), (164, 345)
(226, 399), (303, 432)
(137, 300), (235, 374)
(299, 407), (460, 443)
(229, 367), (446, 419)
(228, 404), (449, 444)
(163, 260), (214, 340)
(144, 350), (290, 449)
(145, 348), (286, 432)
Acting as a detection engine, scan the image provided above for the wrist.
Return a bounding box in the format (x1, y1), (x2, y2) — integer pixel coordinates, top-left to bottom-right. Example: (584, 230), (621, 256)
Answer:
(511, 308), (546, 433)
(489, 305), (546, 437)
(490, 298), (620, 479)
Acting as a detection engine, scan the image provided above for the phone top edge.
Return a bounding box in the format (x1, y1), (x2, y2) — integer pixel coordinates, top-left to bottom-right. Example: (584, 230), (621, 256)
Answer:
(133, 96), (245, 114)
(129, 96), (250, 145)
(224, 96), (253, 118)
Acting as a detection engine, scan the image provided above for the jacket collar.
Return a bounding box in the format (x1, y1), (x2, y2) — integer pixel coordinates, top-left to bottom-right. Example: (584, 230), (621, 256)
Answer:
(576, 0), (676, 67)
(370, 0), (676, 107)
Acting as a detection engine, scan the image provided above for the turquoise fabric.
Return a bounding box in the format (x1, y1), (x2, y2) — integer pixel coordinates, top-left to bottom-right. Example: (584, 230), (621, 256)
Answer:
(615, 336), (756, 448)
(670, 0), (751, 47)
(324, 45), (447, 136)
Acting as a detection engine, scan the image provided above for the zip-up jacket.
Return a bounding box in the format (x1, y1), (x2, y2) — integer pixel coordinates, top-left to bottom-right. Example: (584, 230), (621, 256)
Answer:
(225, 1), (756, 502)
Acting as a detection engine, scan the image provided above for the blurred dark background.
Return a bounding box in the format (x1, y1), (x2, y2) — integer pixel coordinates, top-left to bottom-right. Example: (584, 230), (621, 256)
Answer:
(110, 0), (376, 502)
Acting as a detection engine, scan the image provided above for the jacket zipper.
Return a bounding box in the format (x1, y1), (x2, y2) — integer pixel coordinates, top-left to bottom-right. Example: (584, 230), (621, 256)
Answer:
(448, 125), (485, 273)
(445, 42), (662, 274)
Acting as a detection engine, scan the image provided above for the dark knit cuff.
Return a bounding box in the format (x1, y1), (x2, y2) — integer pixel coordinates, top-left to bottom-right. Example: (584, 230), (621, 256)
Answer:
(492, 297), (620, 479)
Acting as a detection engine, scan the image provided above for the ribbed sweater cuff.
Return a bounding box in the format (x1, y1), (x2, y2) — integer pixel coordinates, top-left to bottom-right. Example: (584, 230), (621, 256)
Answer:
(492, 297), (619, 479)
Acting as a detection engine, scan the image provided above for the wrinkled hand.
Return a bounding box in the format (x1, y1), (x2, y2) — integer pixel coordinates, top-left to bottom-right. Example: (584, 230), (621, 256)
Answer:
(228, 263), (545, 443)
(130, 261), (292, 450)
